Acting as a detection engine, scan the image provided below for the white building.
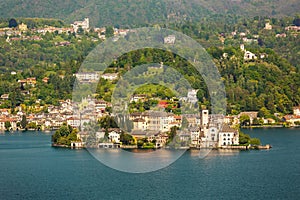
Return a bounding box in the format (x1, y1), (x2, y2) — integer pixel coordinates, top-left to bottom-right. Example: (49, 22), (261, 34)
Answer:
(240, 44), (257, 61)
(201, 110), (209, 126)
(133, 118), (147, 130)
(130, 94), (147, 102)
(293, 106), (300, 116)
(264, 22), (272, 30)
(131, 111), (178, 132)
(75, 72), (99, 82)
(108, 131), (120, 143)
(95, 100), (107, 112)
(244, 51), (257, 60)
(101, 73), (118, 81)
(218, 125), (239, 147)
(187, 89), (198, 104)
(190, 127), (200, 145)
(71, 18), (89, 32)
(164, 35), (176, 44)
(66, 116), (90, 129)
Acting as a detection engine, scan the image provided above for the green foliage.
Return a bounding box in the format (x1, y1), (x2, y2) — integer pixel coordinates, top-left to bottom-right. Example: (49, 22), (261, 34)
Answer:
(167, 126), (178, 145)
(0, 15), (299, 117)
(26, 122), (37, 130)
(250, 138), (261, 145)
(1, 0), (299, 27)
(20, 115), (27, 129)
(4, 121), (11, 131)
(105, 26), (114, 38)
(239, 130), (261, 145)
(239, 131), (251, 145)
(98, 116), (118, 129)
(252, 118), (263, 126)
(51, 125), (79, 146)
(8, 18), (17, 28)
(137, 139), (144, 148)
(120, 133), (134, 145)
(239, 115), (250, 126)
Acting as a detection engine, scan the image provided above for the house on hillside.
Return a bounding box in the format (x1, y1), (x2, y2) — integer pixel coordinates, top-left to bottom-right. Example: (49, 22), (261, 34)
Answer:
(75, 72), (99, 82)
(240, 44), (257, 61)
(18, 23), (28, 32)
(71, 18), (89, 32)
(100, 73), (118, 81)
(293, 106), (300, 116)
(244, 51), (257, 60)
(164, 35), (176, 44)
(264, 22), (272, 30)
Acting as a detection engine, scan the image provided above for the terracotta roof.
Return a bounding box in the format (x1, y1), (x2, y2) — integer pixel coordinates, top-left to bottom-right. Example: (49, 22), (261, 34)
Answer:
(220, 125), (237, 133)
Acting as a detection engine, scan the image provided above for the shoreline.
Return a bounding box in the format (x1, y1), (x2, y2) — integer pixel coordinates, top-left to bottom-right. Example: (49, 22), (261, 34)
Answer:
(52, 143), (272, 150)
(241, 125), (300, 128)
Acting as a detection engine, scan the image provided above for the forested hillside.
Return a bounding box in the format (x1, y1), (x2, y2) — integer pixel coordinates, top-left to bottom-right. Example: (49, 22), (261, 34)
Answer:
(0, 15), (299, 118)
(0, 0), (299, 27)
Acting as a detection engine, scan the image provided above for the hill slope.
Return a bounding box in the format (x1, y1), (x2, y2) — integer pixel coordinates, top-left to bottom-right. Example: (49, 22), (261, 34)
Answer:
(0, 0), (299, 27)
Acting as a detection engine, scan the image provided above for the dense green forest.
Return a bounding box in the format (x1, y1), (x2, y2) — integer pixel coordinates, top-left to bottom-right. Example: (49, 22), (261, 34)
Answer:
(0, 15), (299, 119)
(0, 0), (299, 27)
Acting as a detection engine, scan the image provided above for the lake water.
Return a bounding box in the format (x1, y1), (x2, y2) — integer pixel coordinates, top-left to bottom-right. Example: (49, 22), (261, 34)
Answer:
(0, 128), (299, 200)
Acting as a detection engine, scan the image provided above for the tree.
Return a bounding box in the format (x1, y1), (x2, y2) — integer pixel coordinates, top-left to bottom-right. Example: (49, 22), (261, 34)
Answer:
(105, 26), (114, 38)
(250, 138), (261, 145)
(239, 131), (250, 145)
(21, 115), (27, 129)
(293, 18), (300, 26)
(8, 18), (18, 28)
(58, 125), (70, 137)
(4, 121), (11, 131)
(98, 116), (118, 129)
(120, 133), (134, 145)
(52, 131), (61, 143)
(239, 115), (250, 126)
(181, 117), (189, 129)
(27, 122), (37, 130)
(252, 118), (263, 125)
(77, 26), (84, 34)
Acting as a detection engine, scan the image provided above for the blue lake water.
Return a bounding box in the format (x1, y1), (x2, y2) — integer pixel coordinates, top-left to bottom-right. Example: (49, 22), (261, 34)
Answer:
(0, 128), (300, 200)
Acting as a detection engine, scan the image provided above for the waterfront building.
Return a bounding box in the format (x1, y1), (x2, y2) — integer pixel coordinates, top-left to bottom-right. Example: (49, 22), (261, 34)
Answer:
(218, 125), (239, 147)
(108, 131), (120, 143)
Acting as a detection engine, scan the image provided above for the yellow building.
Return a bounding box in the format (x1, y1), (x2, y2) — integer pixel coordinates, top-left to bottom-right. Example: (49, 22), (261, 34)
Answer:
(18, 23), (28, 32)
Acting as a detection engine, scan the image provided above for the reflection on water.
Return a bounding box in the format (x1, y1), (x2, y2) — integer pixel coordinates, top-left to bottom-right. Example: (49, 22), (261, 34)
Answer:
(189, 149), (240, 158)
(123, 148), (157, 153)
(88, 148), (186, 173)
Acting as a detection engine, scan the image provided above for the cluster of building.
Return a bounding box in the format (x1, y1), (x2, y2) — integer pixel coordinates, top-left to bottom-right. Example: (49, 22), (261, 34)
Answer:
(0, 17), (131, 43)
(72, 108), (240, 149)
(0, 97), (111, 131)
(283, 106), (300, 126)
(74, 72), (119, 83)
